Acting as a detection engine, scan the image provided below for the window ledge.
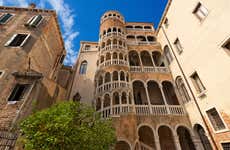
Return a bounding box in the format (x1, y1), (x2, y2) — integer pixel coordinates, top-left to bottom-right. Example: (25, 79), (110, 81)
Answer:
(214, 128), (229, 134)
(197, 90), (207, 98)
(7, 101), (18, 105)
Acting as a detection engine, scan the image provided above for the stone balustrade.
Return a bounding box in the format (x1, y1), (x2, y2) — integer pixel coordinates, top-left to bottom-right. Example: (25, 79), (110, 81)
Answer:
(101, 44), (126, 52)
(130, 66), (170, 73)
(96, 81), (130, 95)
(99, 59), (128, 69)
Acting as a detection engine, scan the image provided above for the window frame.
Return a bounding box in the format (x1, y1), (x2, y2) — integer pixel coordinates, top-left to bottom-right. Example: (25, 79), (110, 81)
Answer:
(4, 33), (31, 47)
(0, 70), (5, 78)
(25, 15), (44, 28)
(190, 71), (206, 95)
(205, 107), (228, 133)
(79, 61), (88, 75)
(174, 38), (183, 54)
(0, 13), (14, 25)
(163, 45), (174, 65)
(221, 142), (230, 150)
(193, 2), (209, 21)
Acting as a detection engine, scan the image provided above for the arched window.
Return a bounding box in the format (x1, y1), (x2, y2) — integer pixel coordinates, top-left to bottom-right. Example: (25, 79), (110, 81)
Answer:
(176, 76), (191, 103)
(164, 45), (173, 65)
(79, 61), (87, 74)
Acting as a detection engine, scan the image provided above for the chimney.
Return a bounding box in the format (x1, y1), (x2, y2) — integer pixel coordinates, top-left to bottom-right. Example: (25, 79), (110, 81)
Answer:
(28, 3), (36, 9)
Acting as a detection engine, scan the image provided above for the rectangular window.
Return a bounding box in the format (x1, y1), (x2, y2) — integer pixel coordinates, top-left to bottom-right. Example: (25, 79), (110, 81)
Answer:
(0, 13), (13, 24)
(8, 84), (31, 102)
(206, 108), (226, 131)
(25, 15), (43, 27)
(5, 34), (30, 47)
(193, 2), (208, 21)
(190, 72), (206, 93)
(85, 45), (91, 51)
(174, 38), (183, 54)
(222, 142), (230, 150)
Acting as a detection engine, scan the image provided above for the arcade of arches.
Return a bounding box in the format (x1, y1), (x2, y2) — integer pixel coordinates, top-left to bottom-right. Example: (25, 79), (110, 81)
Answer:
(115, 124), (212, 150)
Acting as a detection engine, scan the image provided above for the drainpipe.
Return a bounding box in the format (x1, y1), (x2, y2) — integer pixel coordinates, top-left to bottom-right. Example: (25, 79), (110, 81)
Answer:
(160, 25), (218, 150)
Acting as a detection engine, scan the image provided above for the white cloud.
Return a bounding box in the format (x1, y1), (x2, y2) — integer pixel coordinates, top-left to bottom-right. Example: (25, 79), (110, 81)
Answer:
(2, 0), (79, 65)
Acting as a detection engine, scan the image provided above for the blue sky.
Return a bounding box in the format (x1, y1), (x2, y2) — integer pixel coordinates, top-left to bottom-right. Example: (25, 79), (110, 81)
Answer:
(0, 0), (168, 65)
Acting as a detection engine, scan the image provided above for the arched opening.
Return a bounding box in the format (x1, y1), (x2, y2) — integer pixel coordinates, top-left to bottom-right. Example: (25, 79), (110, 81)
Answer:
(137, 35), (146, 42)
(147, 81), (164, 105)
(135, 26), (143, 29)
(105, 72), (111, 83)
(108, 14), (112, 17)
(133, 81), (148, 105)
(98, 76), (103, 86)
(103, 30), (106, 35)
(138, 126), (156, 149)
(176, 76), (191, 103)
(147, 36), (156, 42)
(127, 35), (135, 41)
(119, 40), (122, 46)
(107, 28), (111, 33)
(140, 51), (153, 66)
(101, 42), (105, 49)
(118, 28), (121, 33)
(113, 92), (119, 105)
(100, 56), (104, 63)
(162, 81), (179, 105)
(126, 25), (133, 29)
(96, 98), (101, 111)
(163, 45), (173, 65)
(113, 52), (118, 59)
(158, 126), (176, 150)
(106, 39), (111, 46)
(119, 53), (123, 60)
(113, 39), (118, 45)
(79, 61), (88, 74)
(194, 124), (213, 150)
(103, 94), (110, 108)
(120, 71), (125, 81)
(144, 26), (152, 30)
(177, 126), (196, 150)
(121, 92), (127, 104)
(115, 141), (131, 150)
(126, 73), (129, 82)
(105, 53), (111, 61)
(129, 51), (140, 66)
(113, 71), (118, 81)
(113, 27), (117, 32)
(152, 51), (165, 67)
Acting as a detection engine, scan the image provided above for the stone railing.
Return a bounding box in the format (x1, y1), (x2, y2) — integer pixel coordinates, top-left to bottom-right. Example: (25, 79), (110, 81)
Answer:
(96, 81), (130, 95)
(126, 41), (160, 46)
(101, 32), (125, 40)
(139, 142), (154, 150)
(130, 66), (170, 73)
(99, 59), (128, 69)
(101, 44), (126, 52)
(99, 104), (186, 118)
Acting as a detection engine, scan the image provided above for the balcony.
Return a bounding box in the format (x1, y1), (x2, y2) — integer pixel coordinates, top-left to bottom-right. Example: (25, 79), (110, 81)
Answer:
(130, 66), (170, 73)
(99, 104), (186, 118)
(96, 81), (130, 95)
(98, 59), (128, 69)
(101, 32), (125, 40)
(101, 44), (126, 53)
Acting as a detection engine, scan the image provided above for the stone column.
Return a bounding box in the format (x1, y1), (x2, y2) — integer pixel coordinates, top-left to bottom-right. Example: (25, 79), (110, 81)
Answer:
(144, 84), (153, 114)
(155, 135), (161, 150)
(110, 94), (113, 115)
(173, 135), (182, 150)
(138, 52), (143, 71)
(149, 51), (156, 67)
(191, 136), (205, 150)
(101, 98), (104, 117)
(119, 93), (122, 113)
(159, 84), (170, 114)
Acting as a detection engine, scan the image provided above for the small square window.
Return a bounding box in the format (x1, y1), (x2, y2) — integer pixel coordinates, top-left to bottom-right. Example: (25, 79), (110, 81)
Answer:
(174, 38), (183, 54)
(193, 2), (208, 21)
(8, 84), (31, 102)
(222, 38), (230, 55)
(0, 13), (13, 24)
(190, 72), (206, 94)
(221, 142), (230, 150)
(5, 34), (30, 47)
(25, 14), (43, 27)
(206, 108), (226, 131)
(85, 45), (91, 51)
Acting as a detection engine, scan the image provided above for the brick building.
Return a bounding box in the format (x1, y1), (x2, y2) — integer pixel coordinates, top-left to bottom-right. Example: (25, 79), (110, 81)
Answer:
(0, 4), (72, 149)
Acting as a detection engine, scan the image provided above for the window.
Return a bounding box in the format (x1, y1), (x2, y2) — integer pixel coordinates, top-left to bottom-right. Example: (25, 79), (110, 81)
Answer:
(59, 55), (65, 64)
(206, 108), (226, 131)
(174, 38), (183, 54)
(0, 13), (13, 24)
(5, 34), (30, 47)
(0, 71), (4, 78)
(176, 76), (191, 103)
(190, 72), (206, 94)
(8, 84), (31, 102)
(163, 45), (173, 65)
(193, 2), (208, 21)
(25, 14), (43, 27)
(85, 45), (91, 51)
(222, 38), (230, 55)
(222, 142), (230, 150)
(164, 18), (169, 28)
(79, 61), (87, 74)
